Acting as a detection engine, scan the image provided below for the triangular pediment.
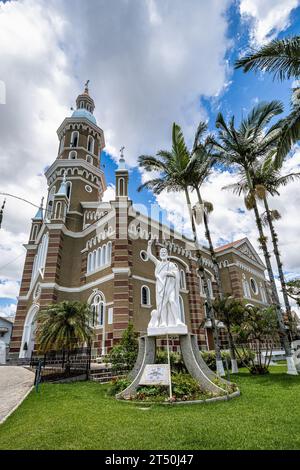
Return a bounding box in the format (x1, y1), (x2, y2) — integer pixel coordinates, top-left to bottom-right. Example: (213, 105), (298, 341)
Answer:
(234, 239), (265, 267)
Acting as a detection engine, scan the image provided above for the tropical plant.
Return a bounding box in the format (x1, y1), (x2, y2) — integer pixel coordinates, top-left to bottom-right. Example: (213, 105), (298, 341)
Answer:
(235, 35), (300, 167)
(223, 162), (300, 324)
(286, 279), (300, 307)
(107, 322), (138, 372)
(232, 305), (279, 375)
(213, 295), (248, 372)
(209, 101), (297, 374)
(138, 122), (225, 375)
(35, 301), (94, 373)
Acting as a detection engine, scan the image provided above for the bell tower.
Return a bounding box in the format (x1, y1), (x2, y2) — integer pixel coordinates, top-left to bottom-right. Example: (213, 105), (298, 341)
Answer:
(44, 83), (107, 232)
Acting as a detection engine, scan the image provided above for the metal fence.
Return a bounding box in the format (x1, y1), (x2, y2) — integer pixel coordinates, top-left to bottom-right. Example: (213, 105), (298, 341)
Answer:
(30, 346), (92, 383)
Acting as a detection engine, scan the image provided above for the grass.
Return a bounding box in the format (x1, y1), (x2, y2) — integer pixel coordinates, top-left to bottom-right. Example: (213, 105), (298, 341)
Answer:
(0, 366), (300, 450)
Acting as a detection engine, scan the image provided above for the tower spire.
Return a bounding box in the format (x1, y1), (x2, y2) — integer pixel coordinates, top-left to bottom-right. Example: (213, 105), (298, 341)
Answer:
(33, 197), (44, 220)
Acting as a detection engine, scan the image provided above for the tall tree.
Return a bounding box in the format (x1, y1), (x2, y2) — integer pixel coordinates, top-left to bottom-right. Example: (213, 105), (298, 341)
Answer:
(209, 101), (298, 374)
(235, 36), (300, 168)
(138, 123), (225, 376)
(224, 163), (300, 326)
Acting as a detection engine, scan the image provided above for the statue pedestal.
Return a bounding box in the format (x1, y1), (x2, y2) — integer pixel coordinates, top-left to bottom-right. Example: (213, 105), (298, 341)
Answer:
(116, 333), (239, 401)
(147, 325), (188, 337)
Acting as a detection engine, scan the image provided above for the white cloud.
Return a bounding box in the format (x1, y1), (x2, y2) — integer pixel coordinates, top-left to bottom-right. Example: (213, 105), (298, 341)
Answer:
(240, 0), (300, 45)
(0, 0), (232, 301)
(102, 184), (116, 203)
(0, 303), (17, 319)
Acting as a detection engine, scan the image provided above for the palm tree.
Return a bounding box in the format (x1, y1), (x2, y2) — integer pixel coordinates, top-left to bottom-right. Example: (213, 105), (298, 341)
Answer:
(235, 36), (300, 168)
(35, 301), (94, 372)
(209, 101), (298, 374)
(190, 122), (223, 296)
(224, 163), (300, 327)
(138, 122), (225, 376)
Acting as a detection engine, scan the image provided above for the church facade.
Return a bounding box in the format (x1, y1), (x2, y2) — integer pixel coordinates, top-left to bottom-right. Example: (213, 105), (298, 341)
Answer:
(9, 86), (271, 361)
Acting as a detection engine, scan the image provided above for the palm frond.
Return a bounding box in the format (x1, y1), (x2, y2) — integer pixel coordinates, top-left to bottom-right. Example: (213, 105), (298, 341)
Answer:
(235, 36), (300, 81)
(275, 104), (300, 168)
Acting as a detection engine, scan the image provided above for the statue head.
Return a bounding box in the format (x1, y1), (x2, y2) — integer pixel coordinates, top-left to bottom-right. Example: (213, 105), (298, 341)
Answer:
(159, 247), (168, 261)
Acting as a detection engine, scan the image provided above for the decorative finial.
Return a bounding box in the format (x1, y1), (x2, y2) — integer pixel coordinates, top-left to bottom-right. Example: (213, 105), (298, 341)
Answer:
(40, 197), (44, 209)
(120, 146), (125, 159)
(84, 80), (90, 94)
(63, 170), (67, 183)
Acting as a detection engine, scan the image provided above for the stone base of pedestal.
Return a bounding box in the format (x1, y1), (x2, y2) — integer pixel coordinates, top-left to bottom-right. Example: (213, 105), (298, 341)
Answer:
(116, 333), (239, 401)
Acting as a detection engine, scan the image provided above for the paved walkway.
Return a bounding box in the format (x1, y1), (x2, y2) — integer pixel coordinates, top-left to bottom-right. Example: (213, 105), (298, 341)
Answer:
(0, 366), (34, 424)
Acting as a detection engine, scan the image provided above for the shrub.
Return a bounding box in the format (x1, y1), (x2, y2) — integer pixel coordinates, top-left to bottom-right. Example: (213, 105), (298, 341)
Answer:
(133, 374), (214, 402)
(107, 323), (138, 372)
(155, 350), (186, 373)
(201, 349), (255, 370)
(107, 377), (131, 396)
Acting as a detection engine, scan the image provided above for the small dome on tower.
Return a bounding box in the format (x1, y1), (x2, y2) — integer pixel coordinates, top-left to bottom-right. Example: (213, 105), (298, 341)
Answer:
(72, 108), (97, 125)
(72, 80), (96, 125)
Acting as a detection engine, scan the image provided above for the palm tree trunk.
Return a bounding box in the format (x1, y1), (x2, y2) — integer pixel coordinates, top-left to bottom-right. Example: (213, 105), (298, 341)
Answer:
(252, 199), (297, 374)
(263, 196), (292, 320)
(184, 187), (225, 376)
(195, 186), (238, 372)
(195, 187), (223, 296)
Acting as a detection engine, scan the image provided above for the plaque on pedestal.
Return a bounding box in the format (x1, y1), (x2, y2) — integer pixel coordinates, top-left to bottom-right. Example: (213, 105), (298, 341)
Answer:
(139, 364), (170, 386)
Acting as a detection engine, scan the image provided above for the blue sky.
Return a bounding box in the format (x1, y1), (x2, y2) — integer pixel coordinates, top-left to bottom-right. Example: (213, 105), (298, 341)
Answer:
(1, 0), (300, 316)
(101, 2), (300, 220)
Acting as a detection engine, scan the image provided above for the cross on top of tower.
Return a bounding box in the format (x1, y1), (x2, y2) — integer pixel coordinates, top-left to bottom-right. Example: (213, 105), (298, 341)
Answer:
(84, 80), (90, 94)
(120, 146), (125, 158)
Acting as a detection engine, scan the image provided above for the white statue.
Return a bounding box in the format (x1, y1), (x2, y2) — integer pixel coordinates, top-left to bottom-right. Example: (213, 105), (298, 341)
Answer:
(147, 240), (187, 336)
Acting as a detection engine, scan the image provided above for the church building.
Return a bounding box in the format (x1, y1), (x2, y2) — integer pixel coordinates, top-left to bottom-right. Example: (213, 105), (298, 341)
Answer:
(9, 85), (271, 361)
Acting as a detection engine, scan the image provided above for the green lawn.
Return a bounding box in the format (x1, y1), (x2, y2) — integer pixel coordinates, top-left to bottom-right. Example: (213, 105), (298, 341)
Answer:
(0, 366), (299, 450)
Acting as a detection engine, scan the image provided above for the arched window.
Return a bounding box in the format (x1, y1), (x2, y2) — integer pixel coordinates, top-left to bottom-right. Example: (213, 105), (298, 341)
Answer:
(31, 233), (49, 286)
(91, 250), (96, 272)
(118, 177), (125, 196)
(59, 136), (65, 154)
(87, 136), (94, 154)
(106, 242), (112, 264)
(87, 252), (92, 273)
(66, 181), (72, 199)
(31, 225), (38, 241)
(101, 245), (107, 266)
(242, 275), (251, 299)
(54, 201), (62, 219)
(180, 270), (186, 289)
(90, 293), (105, 328)
(179, 295), (185, 323)
(71, 131), (79, 148)
(86, 155), (93, 164)
(96, 247), (102, 268)
(141, 285), (150, 306)
(19, 304), (39, 358)
(207, 278), (213, 298)
(69, 150), (77, 160)
(45, 187), (56, 221)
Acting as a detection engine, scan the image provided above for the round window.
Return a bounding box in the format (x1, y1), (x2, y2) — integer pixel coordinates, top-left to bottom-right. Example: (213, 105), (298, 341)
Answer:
(85, 185), (92, 193)
(140, 250), (148, 262)
(250, 278), (258, 294)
